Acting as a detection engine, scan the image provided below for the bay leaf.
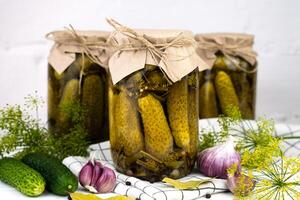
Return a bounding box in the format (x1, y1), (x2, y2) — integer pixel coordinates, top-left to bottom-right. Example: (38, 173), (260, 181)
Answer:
(162, 177), (213, 190)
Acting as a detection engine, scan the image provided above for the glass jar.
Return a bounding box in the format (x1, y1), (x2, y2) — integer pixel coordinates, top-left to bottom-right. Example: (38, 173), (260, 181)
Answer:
(195, 33), (257, 119)
(48, 53), (109, 142)
(47, 30), (110, 143)
(109, 66), (199, 181)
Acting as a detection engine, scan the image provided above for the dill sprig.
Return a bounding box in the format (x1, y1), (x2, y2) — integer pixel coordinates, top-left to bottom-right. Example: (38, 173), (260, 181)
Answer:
(233, 118), (282, 169)
(198, 106), (241, 151)
(253, 154), (300, 199)
(0, 93), (90, 160)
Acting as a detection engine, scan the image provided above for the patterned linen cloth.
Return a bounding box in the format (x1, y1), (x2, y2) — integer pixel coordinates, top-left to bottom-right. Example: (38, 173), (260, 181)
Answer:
(63, 119), (300, 200)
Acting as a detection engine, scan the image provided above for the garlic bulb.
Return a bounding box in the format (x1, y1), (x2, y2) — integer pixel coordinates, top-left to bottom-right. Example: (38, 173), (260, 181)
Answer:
(197, 137), (241, 179)
(79, 159), (116, 193)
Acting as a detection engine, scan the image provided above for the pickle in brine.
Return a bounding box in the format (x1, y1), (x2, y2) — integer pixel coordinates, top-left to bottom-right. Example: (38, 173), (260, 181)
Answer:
(123, 71), (144, 90)
(167, 78), (190, 152)
(215, 71), (239, 115)
(115, 88), (144, 157)
(187, 73), (199, 157)
(57, 79), (79, 131)
(71, 54), (94, 75)
(108, 87), (118, 149)
(58, 55), (94, 89)
(138, 94), (173, 160)
(82, 74), (105, 142)
(48, 80), (59, 122)
(214, 55), (227, 70)
(199, 81), (218, 118)
(231, 73), (254, 119)
(146, 69), (168, 86)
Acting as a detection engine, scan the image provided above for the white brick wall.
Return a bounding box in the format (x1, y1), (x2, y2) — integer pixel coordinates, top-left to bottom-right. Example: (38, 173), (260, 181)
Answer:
(0, 0), (299, 123)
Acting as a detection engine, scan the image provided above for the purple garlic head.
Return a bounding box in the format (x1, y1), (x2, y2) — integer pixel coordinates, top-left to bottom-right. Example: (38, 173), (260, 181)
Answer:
(197, 136), (241, 179)
(79, 159), (116, 193)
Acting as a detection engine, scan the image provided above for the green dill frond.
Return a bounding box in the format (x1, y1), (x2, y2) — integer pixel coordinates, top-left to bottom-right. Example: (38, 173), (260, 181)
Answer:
(198, 131), (218, 152)
(199, 106), (242, 151)
(235, 117), (282, 169)
(253, 156), (300, 200)
(0, 94), (90, 161)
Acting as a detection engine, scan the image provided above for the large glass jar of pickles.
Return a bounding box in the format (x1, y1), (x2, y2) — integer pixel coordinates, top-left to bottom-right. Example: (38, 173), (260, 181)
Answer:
(47, 30), (110, 143)
(195, 33), (257, 119)
(106, 27), (208, 181)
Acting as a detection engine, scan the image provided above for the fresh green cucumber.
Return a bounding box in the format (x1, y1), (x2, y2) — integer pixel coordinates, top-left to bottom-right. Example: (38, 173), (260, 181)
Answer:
(0, 157), (45, 197)
(22, 153), (78, 196)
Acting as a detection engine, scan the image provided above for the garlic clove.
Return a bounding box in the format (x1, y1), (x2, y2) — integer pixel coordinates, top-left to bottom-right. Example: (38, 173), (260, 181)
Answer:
(91, 161), (103, 187)
(197, 137), (241, 179)
(227, 173), (255, 197)
(79, 161), (93, 187)
(95, 167), (116, 193)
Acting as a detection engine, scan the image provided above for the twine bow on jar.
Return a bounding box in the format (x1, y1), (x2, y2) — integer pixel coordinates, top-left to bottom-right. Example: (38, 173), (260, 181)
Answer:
(106, 18), (167, 66)
(64, 25), (109, 68)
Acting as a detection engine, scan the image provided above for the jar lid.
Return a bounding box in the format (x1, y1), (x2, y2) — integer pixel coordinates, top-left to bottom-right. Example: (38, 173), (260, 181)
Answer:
(47, 30), (110, 74)
(106, 19), (208, 84)
(194, 33), (257, 68)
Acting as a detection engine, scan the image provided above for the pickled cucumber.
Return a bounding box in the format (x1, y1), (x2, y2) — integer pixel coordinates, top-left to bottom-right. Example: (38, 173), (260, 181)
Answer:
(48, 80), (59, 122)
(167, 78), (190, 151)
(108, 87), (117, 149)
(82, 74), (104, 141)
(57, 55), (94, 90)
(199, 81), (218, 118)
(138, 94), (173, 160)
(215, 71), (239, 115)
(57, 79), (79, 130)
(231, 73), (254, 119)
(72, 54), (94, 74)
(146, 69), (168, 86)
(115, 88), (144, 156)
(54, 71), (63, 80)
(214, 55), (227, 70)
(124, 71), (144, 90)
(188, 72), (199, 157)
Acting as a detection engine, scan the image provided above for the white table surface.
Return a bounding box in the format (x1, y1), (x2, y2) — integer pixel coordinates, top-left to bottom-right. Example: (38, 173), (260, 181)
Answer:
(0, 182), (233, 200)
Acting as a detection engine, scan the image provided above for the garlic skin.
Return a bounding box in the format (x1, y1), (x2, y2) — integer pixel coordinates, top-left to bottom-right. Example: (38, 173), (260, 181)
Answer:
(227, 173), (255, 196)
(79, 159), (116, 193)
(197, 137), (241, 179)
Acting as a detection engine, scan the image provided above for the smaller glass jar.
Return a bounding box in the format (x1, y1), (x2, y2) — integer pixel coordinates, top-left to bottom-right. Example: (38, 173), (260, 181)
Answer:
(195, 34), (257, 119)
(47, 30), (110, 143)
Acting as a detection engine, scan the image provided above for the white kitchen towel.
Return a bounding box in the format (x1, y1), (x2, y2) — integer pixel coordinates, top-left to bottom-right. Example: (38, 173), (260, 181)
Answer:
(63, 119), (300, 200)
(63, 141), (228, 200)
